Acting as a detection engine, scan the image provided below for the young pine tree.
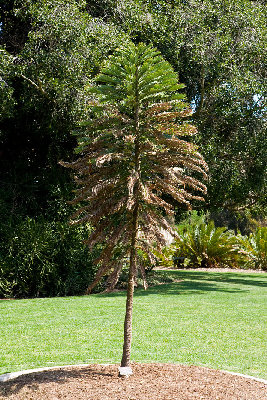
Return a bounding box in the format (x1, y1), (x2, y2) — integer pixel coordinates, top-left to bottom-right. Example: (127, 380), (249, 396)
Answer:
(61, 42), (208, 375)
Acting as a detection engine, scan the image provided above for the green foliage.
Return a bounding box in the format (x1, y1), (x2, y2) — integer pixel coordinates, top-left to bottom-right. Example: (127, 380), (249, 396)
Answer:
(211, 208), (264, 236)
(180, 0), (266, 212)
(239, 227), (267, 270)
(176, 210), (208, 230)
(0, 217), (98, 298)
(90, 41), (185, 111)
(0, 49), (15, 122)
(137, 0), (266, 214)
(163, 221), (267, 271)
(83, 0), (267, 214)
(1, 0), (265, 218)
(17, 0), (125, 118)
(0, 0), (126, 225)
(173, 220), (241, 269)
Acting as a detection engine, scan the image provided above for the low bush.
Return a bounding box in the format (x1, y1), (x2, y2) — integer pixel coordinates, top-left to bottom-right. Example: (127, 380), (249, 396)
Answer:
(0, 217), (99, 298)
(173, 220), (241, 269)
(1, 217), (265, 299)
(238, 227), (267, 270)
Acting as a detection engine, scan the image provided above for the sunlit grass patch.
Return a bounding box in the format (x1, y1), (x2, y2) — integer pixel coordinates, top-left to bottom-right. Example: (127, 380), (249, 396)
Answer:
(0, 270), (266, 379)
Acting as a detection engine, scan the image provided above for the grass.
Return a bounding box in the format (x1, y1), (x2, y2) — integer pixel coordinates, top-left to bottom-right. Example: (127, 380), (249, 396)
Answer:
(0, 269), (266, 379)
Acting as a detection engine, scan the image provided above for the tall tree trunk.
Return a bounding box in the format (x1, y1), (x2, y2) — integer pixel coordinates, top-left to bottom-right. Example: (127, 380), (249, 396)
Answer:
(195, 64), (205, 117)
(120, 64), (140, 370)
(120, 203), (138, 368)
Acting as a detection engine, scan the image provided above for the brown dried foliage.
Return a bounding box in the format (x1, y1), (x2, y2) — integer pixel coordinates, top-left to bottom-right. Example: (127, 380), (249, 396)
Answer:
(61, 103), (208, 292)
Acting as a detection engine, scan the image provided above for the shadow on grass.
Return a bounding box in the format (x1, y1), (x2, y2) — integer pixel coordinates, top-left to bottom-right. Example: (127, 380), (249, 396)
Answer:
(170, 270), (267, 287)
(0, 366), (115, 397)
(95, 270), (266, 298)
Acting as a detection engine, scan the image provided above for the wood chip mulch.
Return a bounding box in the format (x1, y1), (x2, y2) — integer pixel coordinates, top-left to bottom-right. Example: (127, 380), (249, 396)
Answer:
(0, 363), (266, 400)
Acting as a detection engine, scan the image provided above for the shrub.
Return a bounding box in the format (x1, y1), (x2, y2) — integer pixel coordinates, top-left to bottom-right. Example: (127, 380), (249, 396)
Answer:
(238, 227), (267, 270)
(0, 217), (99, 298)
(173, 220), (241, 268)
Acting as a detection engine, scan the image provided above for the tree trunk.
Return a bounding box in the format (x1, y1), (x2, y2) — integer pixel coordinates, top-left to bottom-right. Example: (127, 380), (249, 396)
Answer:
(120, 204), (138, 368)
(195, 64), (205, 117)
(120, 64), (140, 371)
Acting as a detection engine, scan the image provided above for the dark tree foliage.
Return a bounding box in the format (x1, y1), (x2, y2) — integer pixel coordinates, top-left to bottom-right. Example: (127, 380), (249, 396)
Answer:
(0, 0), (125, 221)
(0, 0), (125, 297)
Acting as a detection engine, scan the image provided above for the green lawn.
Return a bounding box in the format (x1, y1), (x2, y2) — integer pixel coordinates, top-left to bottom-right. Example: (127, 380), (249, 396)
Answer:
(0, 270), (266, 379)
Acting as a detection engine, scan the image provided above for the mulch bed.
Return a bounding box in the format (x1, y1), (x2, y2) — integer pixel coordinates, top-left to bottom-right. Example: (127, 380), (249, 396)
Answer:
(0, 363), (266, 400)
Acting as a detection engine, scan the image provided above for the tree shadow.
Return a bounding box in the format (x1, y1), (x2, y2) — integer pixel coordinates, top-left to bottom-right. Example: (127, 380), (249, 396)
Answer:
(95, 270), (266, 298)
(169, 270), (267, 288)
(0, 299), (16, 303)
(0, 366), (116, 397)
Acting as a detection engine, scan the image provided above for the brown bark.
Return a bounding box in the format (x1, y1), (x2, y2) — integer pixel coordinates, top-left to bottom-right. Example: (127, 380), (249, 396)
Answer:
(120, 203), (138, 368)
(120, 65), (141, 370)
(194, 65), (205, 117)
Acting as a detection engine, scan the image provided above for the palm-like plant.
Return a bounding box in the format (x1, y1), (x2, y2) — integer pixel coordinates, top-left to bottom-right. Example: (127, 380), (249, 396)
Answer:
(238, 227), (267, 270)
(61, 42), (208, 373)
(174, 221), (241, 268)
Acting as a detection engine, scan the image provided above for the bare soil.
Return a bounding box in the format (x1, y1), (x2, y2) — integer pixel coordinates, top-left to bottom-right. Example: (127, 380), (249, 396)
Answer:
(0, 363), (266, 400)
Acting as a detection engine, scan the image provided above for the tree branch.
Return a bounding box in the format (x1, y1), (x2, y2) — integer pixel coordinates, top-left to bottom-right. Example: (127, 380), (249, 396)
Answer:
(21, 74), (50, 99)
(194, 64), (205, 117)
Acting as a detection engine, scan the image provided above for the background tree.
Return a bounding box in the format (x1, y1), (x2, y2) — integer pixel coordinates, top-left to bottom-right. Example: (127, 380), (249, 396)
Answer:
(0, 0), (126, 296)
(0, 49), (15, 121)
(154, 0), (266, 218)
(61, 42), (208, 374)
(0, 0), (125, 222)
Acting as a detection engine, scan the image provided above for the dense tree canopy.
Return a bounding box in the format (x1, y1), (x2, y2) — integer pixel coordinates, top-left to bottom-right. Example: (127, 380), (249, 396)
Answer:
(0, 0), (125, 219)
(1, 0), (265, 218)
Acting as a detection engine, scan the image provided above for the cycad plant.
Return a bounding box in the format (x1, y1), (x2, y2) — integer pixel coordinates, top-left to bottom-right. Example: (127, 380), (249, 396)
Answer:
(238, 227), (267, 270)
(174, 221), (240, 268)
(61, 42), (208, 373)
